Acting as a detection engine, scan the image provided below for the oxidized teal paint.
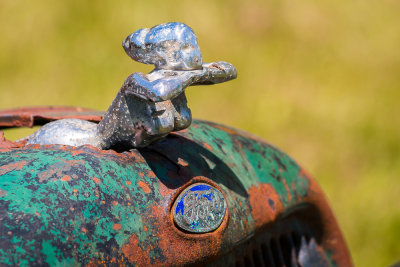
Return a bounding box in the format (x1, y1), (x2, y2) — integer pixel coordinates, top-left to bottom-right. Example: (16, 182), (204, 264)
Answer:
(0, 119), (312, 266)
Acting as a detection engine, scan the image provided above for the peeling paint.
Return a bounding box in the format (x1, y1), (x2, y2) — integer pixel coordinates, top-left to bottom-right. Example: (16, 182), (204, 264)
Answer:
(0, 119), (351, 266)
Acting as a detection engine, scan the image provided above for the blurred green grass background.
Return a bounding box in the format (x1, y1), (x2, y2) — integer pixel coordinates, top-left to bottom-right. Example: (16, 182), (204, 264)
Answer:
(1, 0), (399, 265)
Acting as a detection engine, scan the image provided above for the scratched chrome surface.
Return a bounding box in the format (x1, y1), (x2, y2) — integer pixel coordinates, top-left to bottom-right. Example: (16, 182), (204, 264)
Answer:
(172, 183), (227, 233)
(25, 119), (101, 147)
(25, 22), (237, 149)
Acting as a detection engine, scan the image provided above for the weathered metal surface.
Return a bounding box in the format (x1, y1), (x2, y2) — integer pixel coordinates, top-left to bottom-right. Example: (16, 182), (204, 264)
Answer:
(24, 23), (237, 149)
(209, 205), (334, 266)
(172, 183), (227, 233)
(26, 119), (102, 148)
(0, 119), (352, 266)
(0, 106), (103, 129)
(123, 22), (203, 71)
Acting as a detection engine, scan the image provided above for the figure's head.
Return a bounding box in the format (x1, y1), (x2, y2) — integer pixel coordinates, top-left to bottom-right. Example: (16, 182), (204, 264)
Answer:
(123, 22), (203, 70)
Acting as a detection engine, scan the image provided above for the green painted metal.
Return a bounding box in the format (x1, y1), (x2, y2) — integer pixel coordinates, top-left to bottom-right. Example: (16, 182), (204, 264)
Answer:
(0, 119), (325, 266)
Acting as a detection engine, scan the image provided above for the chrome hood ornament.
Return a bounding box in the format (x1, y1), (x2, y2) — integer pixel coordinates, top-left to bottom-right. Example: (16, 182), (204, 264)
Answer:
(26, 22), (237, 149)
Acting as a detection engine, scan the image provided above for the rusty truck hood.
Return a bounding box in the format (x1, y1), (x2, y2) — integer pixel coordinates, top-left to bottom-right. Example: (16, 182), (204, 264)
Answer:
(0, 107), (351, 266)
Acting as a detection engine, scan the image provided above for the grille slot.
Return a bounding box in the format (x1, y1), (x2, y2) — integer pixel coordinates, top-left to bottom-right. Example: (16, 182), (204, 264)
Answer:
(234, 233), (315, 267)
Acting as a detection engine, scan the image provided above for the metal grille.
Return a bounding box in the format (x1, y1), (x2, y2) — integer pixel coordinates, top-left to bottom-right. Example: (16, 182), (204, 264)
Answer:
(208, 205), (331, 267)
(234, 233), (328, 267)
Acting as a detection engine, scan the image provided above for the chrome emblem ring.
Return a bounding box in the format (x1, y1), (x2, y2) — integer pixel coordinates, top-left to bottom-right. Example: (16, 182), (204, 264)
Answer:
(172, 183), (227, 233)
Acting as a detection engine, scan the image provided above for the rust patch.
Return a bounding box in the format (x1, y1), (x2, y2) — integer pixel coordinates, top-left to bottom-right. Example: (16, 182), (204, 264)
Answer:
(92, 177), (101, 184)
(113, 224), (122, 231)
(177, 157), (188, 167)
(38, 160), (87, 182)
(122, 233), (152, 266)
(282, 179), (292, 202)
(0, 106), (103, 129)
(202, 142), (213, 151)
(126, 181), (132, 185)
(70, 150), (84, 156)
(248, 183), (283, 229)
(147, 171), (156, 179)
(0, 161), (28, 176)
(61, 175), (71, 182)
(158, 178), (175, 197)
(212, 124), (240, 135)
(112, 201), (118, 206)
(138, 181), (151, 194)
(134, 156), (146, 164)
(0, 132), (26, 149)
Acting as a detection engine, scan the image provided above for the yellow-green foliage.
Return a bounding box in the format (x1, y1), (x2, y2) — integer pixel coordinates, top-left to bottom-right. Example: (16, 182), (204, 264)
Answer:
(1, 0), (399, 266)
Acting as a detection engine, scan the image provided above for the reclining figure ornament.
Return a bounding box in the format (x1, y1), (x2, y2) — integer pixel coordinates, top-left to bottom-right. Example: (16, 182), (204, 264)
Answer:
(25, 22), (237, 149)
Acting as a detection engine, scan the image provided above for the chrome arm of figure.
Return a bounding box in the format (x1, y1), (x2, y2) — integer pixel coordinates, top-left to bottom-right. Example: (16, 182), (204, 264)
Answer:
(121, 70), (204, 102)
(122, 62), (236, 102)
(25, 22), (237, 149)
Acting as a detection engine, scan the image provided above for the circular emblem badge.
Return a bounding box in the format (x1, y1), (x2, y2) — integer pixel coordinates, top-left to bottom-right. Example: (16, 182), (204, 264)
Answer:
(172, 183), (227, 233)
